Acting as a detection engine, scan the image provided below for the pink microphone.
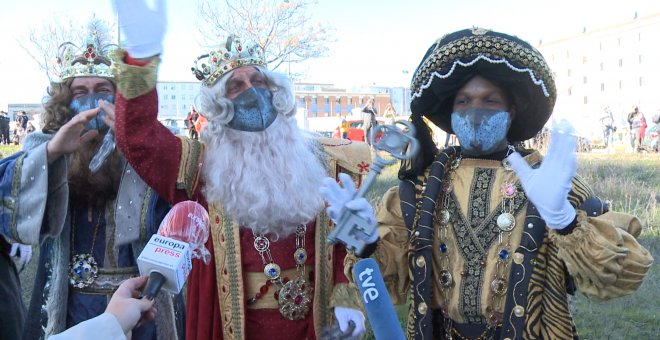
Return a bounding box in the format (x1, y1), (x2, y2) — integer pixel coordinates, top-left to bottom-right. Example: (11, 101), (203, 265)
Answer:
(137, 201), (210, 299)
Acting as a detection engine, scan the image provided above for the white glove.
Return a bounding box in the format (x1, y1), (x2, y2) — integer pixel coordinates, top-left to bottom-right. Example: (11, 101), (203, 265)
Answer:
(9, 242), (33, 271)
(334, 306), (366, 338)
(506, 126), (577, 229)
(320, 173), (378, 242)
(113, 0), (167, 58)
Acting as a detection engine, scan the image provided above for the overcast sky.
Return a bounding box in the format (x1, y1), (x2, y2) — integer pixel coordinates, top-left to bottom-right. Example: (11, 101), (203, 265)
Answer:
(1, 0), (659, 111)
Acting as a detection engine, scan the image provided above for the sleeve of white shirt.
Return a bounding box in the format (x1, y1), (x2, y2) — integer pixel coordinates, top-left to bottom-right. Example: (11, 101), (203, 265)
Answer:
(48, 313), (125, 340)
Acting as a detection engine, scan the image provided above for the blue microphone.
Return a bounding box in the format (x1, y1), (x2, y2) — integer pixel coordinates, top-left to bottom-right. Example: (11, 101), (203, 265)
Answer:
(353, 258), (405, 340)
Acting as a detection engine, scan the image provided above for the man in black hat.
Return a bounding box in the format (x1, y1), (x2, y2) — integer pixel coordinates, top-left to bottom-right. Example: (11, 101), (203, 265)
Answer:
(323, 27), (653, 339)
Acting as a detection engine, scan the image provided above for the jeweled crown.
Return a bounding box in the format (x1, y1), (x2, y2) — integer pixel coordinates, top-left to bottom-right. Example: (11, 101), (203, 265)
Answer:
(57, 36), (115, 81)
(191, 35), (266, 87)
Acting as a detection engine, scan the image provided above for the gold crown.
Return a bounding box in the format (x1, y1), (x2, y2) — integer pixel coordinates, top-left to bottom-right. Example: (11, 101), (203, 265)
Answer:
(191, 35), (266, 87)
(57, 36), (115, 81)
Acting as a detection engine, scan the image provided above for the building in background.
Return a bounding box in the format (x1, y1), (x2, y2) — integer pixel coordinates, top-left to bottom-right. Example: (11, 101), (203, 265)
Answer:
(156, 81), (201, 118)
(537, 12), (660, 139)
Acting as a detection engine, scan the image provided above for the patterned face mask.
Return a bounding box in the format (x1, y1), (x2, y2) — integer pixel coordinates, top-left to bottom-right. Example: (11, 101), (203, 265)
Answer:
(68, 93), (115, 132)
(228, 87), (277, 132)
(451, 108), (512, 156)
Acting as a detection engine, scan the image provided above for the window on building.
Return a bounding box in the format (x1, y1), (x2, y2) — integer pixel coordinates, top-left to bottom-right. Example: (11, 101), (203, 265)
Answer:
(583, 96), (588, 104)
(619, 59), (623, 67)
(599, 42), (602, 51)
(639, 77), (643, 87)
(171, 95), (175, 100)
(617, 37), (621, 47)
(163, 95), (168, 100)
(567, 69), (572, 77)
(638, 32), (641, 42)
(619, 80), (623, 89)
(600, 62), (604, 71)
(601, 83), (605, 91)
(639, 55), (642, 64)
(566, 50), (570, 58)
(567, 87), (572, 96)
(582, 56), (587, 64)
(583, 76), (587, 84)
(171, 85), (176, 90)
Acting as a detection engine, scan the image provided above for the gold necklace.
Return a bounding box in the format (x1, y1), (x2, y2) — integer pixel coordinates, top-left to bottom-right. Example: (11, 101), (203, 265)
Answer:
(69, 210), (102, 289)
(252, 224), (312, 320)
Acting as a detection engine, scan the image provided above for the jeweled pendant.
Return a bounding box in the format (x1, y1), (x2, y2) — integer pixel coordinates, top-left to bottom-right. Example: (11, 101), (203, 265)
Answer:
(440, 210), (451, 224)
(264, 263), (281, 280)
(294, 248), (307, 265)
(501, 182), (517, 198)
(438, 269), (453, 287)
(496, 213), (515, 231)
(490, 278), (507, 296)
(69, 253), (99, 288)
(278, 277), (312, 320)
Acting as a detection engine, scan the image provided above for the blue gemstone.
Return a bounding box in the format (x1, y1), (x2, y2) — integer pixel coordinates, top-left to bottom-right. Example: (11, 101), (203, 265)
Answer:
(268, 268), (277, 276)
(88, 67), (94, 73)
(84, 268), (89, 272)
(499, 249), (509, 260)
(79, 261), (83, 265)
(440, 243), (447, 253)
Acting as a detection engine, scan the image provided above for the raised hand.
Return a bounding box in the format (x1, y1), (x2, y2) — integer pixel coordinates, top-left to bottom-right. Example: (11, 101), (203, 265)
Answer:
(333, 306), (366, 338)
(113, 0), (167, 58)
(46, 108), (100, 163)
(320, 173), (377, 234)
(506, 127), (578, 229)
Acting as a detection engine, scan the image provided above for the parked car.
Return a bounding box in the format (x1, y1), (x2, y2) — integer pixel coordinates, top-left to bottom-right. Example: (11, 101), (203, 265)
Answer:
(158, 117), (189, 137)
(332, 119), (385, 142)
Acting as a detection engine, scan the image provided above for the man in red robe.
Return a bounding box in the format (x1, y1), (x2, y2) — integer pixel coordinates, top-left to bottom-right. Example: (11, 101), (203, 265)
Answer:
(107, 1), (369, 339)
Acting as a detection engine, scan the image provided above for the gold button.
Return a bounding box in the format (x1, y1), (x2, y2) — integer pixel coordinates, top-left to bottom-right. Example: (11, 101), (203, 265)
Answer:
(416, 256), (426, 267)
(513, 252), (524, 264)
(417, 302), (428, 315)
(514, 305), (525, 317)
(504, 338), (512, 340)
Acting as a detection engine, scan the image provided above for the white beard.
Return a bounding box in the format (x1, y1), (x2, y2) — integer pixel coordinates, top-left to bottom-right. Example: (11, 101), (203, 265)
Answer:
(201, 116), (327, 238)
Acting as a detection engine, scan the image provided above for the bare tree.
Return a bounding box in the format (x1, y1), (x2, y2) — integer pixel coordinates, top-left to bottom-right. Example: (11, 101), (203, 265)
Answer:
(17, 16), (116, 82)
(196, 0), (333, 75)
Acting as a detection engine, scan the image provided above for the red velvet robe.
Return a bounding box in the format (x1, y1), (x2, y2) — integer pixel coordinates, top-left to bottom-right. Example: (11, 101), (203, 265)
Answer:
(114, 90), (350, 340)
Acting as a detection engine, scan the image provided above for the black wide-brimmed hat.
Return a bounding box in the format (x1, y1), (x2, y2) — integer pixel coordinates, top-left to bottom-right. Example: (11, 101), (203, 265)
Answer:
(410, 27), (556, 142)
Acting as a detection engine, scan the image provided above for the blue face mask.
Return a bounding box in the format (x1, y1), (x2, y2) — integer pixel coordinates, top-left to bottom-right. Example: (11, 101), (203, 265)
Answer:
(68, 93), (115, 132)
(451, 108), (512, 156)
(228, 87), (277, 132)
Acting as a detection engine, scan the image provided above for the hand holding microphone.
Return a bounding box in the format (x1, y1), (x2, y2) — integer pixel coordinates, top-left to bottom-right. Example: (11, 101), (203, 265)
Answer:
(138, 200), (210, 300)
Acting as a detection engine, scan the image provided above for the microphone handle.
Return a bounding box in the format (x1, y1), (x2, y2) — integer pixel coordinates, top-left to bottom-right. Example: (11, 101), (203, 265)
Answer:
(143, 271), (166, 300)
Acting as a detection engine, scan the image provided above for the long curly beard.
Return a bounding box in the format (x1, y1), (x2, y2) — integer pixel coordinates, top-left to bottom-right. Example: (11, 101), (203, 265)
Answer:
(202, 116), (327, 238)
(67, 133), (123, 208)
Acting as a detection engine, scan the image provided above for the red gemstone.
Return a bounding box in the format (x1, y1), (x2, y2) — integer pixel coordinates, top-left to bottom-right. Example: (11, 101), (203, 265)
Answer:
(259, 285), (268, 294)
(255, 292), (262, 299)
(295, 296), (303, 305)
(286, 294), (292, 299)
(87, 48), (93, 53)
(91, 53), (96, 59)
(274, 292), (279, 299)
(215, 216), (220, 224)
(266, 280), (272, 286)
(212, 57), (217, 62)
(84, 53), (90, 58)
(283, 277), (289, 283)
(301, 284), (305, 290)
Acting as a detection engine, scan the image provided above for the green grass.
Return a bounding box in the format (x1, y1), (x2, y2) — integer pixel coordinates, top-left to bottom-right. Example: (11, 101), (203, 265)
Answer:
(7, 146), (658, 339)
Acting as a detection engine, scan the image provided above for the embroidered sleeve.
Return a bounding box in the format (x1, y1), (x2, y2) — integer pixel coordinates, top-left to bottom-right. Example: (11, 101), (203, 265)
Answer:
(550, 176), (653, 300)
(176, 136), (205, 199)
(110, 49), (160, 100)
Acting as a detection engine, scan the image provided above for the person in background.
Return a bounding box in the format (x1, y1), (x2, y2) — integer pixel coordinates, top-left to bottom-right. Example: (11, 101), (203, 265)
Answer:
(186, 106), (199, 140)
(361, 97), (377, 145)
(599, 105), (615, 149)
(627, 106), (642, 151)
(323, 27), (653, 339)
(383, 103), (396, 125)
(638, 110), (647, 150)
(0, 111), (10, 144)
(340, 115), (349, 139)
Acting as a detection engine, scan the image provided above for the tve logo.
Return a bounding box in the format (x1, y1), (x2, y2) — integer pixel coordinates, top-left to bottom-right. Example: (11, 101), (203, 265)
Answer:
(357, 267), (379, 303)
